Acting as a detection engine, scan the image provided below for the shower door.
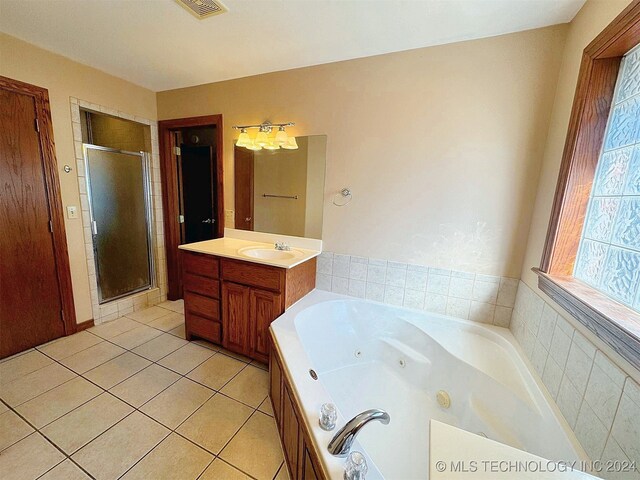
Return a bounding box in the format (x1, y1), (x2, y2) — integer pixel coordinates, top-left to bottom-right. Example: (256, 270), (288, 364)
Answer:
(84, 145), (154, 303)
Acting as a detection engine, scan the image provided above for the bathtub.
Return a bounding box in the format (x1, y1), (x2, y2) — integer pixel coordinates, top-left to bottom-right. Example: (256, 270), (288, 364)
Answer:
(269, 289), (589, 480)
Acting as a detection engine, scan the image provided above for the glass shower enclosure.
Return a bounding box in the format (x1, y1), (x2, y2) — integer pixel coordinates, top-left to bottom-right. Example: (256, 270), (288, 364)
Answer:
(83, 145), (154, 303)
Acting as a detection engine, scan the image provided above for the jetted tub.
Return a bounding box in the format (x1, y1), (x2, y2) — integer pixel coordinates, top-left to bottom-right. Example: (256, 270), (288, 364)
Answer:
(269, 289), (588, 479)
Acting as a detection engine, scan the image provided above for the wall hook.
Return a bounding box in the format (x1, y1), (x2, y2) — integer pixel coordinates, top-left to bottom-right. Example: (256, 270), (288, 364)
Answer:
(333, 188), (352, 207)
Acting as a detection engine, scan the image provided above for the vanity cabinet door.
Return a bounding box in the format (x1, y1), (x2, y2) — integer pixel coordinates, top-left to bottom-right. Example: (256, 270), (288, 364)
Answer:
(282, 386), (300, 479)
(222, 282), (251, 356)
(250, 288), (282, 363)
(302, 445), (319, 480)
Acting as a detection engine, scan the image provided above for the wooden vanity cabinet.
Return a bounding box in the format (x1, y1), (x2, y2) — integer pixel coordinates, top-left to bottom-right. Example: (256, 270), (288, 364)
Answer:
(182, 251), (222, 344)
(270, 332), (326, 480)
(181, 250), (316, 364)
(221, 257), (315, 363)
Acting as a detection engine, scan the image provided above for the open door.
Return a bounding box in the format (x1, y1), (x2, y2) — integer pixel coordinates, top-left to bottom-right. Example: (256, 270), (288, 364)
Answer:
(159, 115), (224, 300)
(178, 141), (217, 244)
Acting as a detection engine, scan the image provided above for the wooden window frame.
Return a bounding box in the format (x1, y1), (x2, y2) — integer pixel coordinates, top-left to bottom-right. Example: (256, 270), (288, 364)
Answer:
(537, 1), (640, 371)
(158, 114), (224, 300)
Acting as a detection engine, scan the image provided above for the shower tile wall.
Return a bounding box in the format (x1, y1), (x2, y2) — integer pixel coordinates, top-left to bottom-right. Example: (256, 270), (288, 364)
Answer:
(315, 252), (518, 326)
(70, 98), (167, 324)
(511, 281), (640, 474)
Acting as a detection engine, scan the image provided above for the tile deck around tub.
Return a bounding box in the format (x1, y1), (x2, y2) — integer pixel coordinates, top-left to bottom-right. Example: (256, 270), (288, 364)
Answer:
(0, 300), (288, 480)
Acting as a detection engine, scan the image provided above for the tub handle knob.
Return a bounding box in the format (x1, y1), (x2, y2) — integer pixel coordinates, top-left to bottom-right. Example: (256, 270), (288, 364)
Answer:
(344, 451), (368, 480)
(319, 403), (338, 431)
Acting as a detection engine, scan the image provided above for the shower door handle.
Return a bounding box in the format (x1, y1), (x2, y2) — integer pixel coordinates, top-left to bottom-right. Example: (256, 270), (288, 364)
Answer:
(91, 220), (98, 235)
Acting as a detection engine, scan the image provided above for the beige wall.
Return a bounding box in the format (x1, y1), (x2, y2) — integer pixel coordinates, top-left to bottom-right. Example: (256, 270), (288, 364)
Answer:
(0, 32), (157, 323)
(157, 25), (568, 278)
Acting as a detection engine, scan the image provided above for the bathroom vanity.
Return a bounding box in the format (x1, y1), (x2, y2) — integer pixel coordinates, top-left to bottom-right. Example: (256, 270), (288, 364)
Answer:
(179, 236), (318, 363)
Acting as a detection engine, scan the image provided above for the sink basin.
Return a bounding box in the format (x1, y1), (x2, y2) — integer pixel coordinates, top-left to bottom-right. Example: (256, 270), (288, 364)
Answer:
(238, 246), (302, 260)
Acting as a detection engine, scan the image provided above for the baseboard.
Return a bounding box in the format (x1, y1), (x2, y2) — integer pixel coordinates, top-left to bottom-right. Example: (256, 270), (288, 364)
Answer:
(76, 319), (94, 332)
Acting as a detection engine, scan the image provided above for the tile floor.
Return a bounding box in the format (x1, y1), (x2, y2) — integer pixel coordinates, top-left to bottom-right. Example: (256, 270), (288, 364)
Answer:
(0, 300), (289, 480)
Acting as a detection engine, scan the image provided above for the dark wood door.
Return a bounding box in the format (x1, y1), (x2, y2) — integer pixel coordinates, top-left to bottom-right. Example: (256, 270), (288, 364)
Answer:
(0, 87), (66, 357)
(222, 281), (250, 356)
(234, 147), (254, 231)
(250, 288), (282, 362)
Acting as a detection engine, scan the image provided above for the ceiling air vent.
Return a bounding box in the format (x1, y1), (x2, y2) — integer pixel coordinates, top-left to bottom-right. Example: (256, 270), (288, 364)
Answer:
(174, 0), (227, 19)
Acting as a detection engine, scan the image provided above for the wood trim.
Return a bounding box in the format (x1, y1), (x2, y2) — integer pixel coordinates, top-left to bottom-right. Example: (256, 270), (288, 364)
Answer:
(76, 319), (95, 332)
(0, 75), (77, 335)
(539, 2), (640, 366)
(158, 115), (224, 300)
(585, 0), (640, 58)
(542, 55), (620, 275)
(535, 270), (640, 371)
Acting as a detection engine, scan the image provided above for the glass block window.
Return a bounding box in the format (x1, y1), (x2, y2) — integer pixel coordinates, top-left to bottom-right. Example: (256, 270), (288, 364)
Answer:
(575, 44), (640, 312)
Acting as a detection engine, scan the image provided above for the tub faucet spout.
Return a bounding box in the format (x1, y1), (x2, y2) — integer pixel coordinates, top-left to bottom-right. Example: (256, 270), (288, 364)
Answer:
(327, 409), (390, 457)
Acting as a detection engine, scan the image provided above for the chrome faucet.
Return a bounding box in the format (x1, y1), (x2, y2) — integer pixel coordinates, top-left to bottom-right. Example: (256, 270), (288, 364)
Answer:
(275, 242), (291, 251)
(327, 409), (390, 457)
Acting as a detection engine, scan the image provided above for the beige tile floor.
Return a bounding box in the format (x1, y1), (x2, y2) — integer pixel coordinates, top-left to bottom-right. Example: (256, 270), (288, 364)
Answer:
(0, 300), (289, 480)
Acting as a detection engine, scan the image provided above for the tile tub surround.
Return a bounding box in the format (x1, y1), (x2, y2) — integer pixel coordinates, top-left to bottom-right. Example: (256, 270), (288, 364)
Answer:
(70, 98), (168, 325)
(511, 281), (640, 478)
(0, 301), (289, 480)
(316, 252), (519, 326)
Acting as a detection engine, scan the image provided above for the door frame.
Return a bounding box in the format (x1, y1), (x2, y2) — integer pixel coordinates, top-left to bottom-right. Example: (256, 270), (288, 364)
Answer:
(0, 75), (77, 333)
(158, 114), (224, 300)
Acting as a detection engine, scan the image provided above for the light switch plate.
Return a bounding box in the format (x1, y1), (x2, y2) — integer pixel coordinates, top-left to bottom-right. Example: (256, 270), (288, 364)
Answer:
(67, 206), (78, 219)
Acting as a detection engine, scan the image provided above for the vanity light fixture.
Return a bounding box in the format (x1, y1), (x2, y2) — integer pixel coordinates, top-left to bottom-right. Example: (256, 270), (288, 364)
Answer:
(232, 121), (297, 150)
(282, 136), (298, 150)
(236, 128), (250, 147)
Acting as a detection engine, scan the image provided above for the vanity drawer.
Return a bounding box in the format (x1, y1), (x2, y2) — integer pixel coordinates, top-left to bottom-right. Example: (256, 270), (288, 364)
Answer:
(184, 291), (220, 321)
(221, 258), (283, 292)
(186, 312), (221, 344)
(183, 252), (219, 279)
(183, 273), (220, 299)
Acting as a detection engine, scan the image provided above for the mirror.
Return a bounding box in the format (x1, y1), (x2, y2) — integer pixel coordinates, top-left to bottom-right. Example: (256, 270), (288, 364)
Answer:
(234, 135), (327, 239)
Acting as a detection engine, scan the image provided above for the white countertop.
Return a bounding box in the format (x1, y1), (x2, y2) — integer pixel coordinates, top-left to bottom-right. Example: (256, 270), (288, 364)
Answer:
(178, 237), (321, 269)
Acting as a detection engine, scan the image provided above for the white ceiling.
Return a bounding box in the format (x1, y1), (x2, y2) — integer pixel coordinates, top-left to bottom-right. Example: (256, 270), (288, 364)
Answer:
(0, 0), (585, 92)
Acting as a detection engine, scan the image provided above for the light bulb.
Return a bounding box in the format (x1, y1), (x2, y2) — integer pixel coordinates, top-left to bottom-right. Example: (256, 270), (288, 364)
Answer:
(282, 136), (298, 149)
(236, 131), (250, 147)
(275, 128), (288, 146)
(255, 131), (269, 147)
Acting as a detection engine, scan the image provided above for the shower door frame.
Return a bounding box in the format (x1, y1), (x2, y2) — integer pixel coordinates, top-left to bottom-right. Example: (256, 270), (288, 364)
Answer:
(83, 144), (156, 304)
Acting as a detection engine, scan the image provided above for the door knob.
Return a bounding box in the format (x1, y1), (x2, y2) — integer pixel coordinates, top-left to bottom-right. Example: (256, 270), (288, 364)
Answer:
(202, 218), (213, 223)
(245, 217), (251, 222)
